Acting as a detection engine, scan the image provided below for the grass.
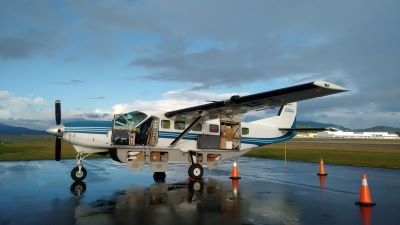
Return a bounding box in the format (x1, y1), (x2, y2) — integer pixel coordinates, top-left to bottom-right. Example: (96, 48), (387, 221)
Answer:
(0, 136), (105, 160)
(1, 136), (400, 169)
(245, 138), (400, 169)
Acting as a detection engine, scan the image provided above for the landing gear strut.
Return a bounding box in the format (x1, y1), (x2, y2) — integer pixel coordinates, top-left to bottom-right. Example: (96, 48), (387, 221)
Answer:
(71, 152), (90, 181)
(188, 151), (204, 180)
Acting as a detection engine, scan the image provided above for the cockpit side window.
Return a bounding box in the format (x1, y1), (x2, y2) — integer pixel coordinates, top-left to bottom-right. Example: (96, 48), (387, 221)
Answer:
(114, 115), (128, 126)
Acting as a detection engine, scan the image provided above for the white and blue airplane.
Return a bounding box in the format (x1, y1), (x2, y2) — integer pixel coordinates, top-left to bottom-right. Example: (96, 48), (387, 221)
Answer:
(46, 81), (347, 182)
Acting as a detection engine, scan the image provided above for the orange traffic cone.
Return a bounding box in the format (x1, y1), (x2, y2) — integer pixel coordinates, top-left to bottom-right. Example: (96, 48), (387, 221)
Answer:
(359, 205), (372, 225)
(229, 160), (241, 179)
(355, 174), (376, 206)
(232, 179), (239, 199)
(317, 157), (328, 176)
(319, 175), (326, 191)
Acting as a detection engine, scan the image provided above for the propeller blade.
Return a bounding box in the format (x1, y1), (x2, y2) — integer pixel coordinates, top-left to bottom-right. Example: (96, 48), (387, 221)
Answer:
(55, 100), (61, 125)
(55, 136), (61, 161)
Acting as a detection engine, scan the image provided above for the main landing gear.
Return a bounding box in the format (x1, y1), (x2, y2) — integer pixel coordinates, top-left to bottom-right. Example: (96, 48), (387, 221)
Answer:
(71, 152), (90, 181)
(188, 151), (204, 180)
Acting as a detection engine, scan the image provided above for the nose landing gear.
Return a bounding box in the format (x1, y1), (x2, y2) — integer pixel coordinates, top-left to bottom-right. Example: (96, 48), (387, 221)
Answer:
(71, 152), (91, 181)
(70, 181), (87, 196)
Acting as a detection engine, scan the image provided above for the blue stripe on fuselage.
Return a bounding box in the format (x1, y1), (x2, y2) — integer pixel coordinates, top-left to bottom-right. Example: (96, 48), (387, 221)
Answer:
(62, 120), (297, 145)
(64, 120), (112, 134)
(158, 131), (296, 146)
(64, 121), (113, 128)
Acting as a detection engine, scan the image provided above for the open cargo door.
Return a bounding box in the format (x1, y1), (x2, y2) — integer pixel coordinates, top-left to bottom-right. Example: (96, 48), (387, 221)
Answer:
(220, 117), (241, 150)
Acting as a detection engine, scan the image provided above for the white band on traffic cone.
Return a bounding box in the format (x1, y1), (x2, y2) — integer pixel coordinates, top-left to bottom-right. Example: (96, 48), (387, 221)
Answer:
(362, 179), (368, 186)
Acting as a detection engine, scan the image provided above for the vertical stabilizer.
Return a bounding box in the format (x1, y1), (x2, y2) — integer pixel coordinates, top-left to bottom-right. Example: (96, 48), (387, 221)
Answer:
(250, 102), (297, 128)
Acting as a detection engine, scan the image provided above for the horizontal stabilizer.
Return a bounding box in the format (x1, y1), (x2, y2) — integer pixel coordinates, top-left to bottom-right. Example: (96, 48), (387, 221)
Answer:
(279, 127), (338, 132)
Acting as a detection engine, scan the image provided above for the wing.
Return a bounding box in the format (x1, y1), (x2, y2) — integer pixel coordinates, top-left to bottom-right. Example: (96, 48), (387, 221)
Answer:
(164, 81), (348, 121)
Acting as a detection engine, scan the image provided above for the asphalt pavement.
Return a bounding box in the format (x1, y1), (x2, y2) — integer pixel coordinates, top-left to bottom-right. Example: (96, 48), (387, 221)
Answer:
(0, 157), (399, 225)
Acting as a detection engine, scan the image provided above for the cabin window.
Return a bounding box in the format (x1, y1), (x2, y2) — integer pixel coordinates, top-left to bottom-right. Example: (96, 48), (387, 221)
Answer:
(174, 121), (186, 130)
(242, 127), (249, 135)
(192, 123), (202, 131)
(209, 124), (219, 133)
(161, 120), (170, 129)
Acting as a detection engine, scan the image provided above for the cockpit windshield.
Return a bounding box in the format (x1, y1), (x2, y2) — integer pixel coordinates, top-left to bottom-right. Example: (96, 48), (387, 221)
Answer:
(114, 111), (148, 127)
(124, 111), (148, 126)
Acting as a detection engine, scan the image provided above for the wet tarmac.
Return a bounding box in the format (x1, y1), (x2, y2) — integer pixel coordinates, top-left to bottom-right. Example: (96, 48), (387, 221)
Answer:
(1, 157), (399, 225)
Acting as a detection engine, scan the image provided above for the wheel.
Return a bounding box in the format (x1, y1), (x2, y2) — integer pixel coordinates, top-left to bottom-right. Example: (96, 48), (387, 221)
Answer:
(188, 180), (204, 192)
(70, 181), (86, 196)
(153, 172), (166, 183)
(71, 166), (87, 181)
(188, 163), (204, 180)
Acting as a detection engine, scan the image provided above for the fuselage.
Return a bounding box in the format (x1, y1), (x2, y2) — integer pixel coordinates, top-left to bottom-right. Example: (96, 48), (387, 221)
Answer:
(46, 109), (296, 169)
(57, 112), (295, 153)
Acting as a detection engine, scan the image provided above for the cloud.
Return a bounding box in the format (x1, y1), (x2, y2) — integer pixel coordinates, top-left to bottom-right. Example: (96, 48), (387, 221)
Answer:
(56, 80), (86, 86)
(0, 87), (398, 130)
(122, 0), (399, 127)
(0, 38), (38, 59)
(299, 103), (400, 129)
(0, 89), (246, 129)
(0, 0), (398, 128)
(90, 96), (105, 100)
(110, 89), (248, 115)
(0, 90), (110, 130)
(73, 113), (111, 120)
(0, 90), (52, 129)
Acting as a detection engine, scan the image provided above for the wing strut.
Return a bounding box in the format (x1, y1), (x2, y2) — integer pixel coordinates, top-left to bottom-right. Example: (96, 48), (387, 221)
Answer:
(170, 115), (203, 146)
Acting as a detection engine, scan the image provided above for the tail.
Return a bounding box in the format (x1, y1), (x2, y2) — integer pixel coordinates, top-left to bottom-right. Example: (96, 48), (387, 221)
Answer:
(250, 102), (297, 128)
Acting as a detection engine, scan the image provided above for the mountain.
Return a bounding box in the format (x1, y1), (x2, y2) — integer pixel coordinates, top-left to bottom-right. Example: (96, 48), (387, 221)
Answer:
(296, 121), (400, 133)
(296, 121), (350, 131)
(353, 126), (400, 133)
(0, 122), (398, 136)
(0, 123), (46, 135)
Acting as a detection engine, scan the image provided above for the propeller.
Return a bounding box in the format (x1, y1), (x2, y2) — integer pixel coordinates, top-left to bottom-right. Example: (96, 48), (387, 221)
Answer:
(55, 100), (61, 125)
(54, 100), (61, 161)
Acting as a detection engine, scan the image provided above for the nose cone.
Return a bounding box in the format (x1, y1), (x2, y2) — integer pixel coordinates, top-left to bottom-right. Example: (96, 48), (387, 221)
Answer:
(46, 125), (64, 136)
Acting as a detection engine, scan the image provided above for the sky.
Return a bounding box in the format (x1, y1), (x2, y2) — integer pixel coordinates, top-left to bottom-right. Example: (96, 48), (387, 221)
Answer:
(0, 0), (399, 130)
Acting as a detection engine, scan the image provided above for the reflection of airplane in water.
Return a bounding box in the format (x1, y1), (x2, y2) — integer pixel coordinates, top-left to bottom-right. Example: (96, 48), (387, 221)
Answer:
(68, 178), (303, 225)
(70, 179), (244, 224)
(46, 81), (347, 182)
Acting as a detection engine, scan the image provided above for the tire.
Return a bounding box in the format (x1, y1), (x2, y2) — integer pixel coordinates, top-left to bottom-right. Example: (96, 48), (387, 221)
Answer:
(188, 163), (203, 180)
(70, 181), (86, 196)
(188, 180), (203, 192)
(71, 166), (87, 181)
(153, 172), (166, 183)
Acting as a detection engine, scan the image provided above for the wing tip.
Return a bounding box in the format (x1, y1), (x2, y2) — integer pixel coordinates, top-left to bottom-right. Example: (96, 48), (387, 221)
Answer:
(313, 81), (349, 92)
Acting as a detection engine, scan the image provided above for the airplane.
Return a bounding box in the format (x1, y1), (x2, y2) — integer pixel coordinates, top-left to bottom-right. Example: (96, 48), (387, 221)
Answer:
(46, 81), (347, 182)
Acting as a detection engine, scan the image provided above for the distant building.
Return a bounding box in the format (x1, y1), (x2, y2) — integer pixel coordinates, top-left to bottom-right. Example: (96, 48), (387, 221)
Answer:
(294, 132), (317, 138)
(316, 130), (399, 140)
